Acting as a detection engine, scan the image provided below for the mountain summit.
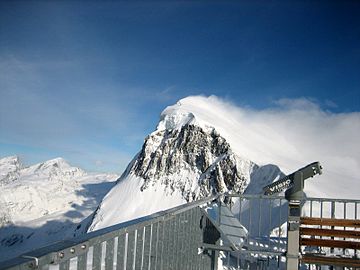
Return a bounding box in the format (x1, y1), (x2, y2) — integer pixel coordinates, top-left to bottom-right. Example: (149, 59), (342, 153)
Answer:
(89, 97), (283, 231)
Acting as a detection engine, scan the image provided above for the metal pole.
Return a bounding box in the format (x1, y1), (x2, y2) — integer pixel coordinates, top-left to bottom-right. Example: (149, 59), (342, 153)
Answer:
(285, 171), (303, 270)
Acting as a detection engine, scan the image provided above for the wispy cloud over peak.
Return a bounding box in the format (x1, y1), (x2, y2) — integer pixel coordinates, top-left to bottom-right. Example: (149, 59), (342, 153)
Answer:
(274, 97), (321, 111)
(168, 95), (360, 198)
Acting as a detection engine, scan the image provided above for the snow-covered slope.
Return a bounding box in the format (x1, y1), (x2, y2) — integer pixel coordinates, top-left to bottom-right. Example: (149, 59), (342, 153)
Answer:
(0, 156), (118, 262)
(89, 97), (284, 231)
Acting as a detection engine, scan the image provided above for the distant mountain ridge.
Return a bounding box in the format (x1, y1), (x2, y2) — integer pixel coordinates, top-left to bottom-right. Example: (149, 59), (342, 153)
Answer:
(0, 156), (92, 225)
(0, 155), (118, 262)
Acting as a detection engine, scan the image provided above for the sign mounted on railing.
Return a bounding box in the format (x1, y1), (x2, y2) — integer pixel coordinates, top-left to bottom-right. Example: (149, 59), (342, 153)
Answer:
(263, 162), (322, 196)
(263, 175), (293, 195)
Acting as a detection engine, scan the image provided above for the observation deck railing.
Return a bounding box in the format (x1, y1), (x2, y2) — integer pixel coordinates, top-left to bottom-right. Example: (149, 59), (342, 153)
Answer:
(1, 194), (359, 270)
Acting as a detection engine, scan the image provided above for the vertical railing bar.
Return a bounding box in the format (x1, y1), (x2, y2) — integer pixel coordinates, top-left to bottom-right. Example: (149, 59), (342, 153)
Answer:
(59, 260), (70, 270)
(249, 198), (252, 237)
(115, 236), (122, 270)
(197, 223), (201, 270)
(179, 213), (184, 270)
(175, 213), (181, 270)
(356, 203), (358, 259)
(320, 201), (323, 254)
(41, 265), (50, 270)
(141, 226), (146, 270)
(77, 252), (87, 270)
(175, 214), (179, 269)
(330, 201), (335, 256)
(259, 198), (262, 237)
(178, 212), (184, 270)
(239, 196), (242, 223)
(194, 208), (199, 270)
(278, 199), (281, 250)
(190, 208), (196, 270)
(186, 211), (190, 270)
(169, 215), (175, 269)
(174, 214), (178, 270)
(124, 233), (128, 270)
(132, 230), (138, 270)
(354, 202), (358, 219)
(269, 198), (272, 248)
(218, 198), (222, 226)
(105, 238), (115, 270)
(154, 222), (160, 269)
(92, 243), (102, 270)
(160, 220), (165, 270)
(148, 223), (153, 270)
(167, 216), (173, 270)
(102, 241), (107, 270)
(186, 210), (191, 270)
(320, 201), (323, 218)
(344, 202), (347, 219)
(343, 202), (347, 256)
(310, 200), (313, 217)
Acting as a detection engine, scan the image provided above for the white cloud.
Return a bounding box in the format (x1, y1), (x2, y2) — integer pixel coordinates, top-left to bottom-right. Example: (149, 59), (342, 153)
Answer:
(172, 96), (360, 199)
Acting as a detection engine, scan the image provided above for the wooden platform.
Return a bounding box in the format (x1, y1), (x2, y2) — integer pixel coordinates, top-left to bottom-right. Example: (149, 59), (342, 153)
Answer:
(300, 217), (360, 267)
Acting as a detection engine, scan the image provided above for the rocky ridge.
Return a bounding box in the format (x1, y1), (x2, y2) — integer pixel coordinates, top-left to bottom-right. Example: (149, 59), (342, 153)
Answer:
(125, 123), (255, 201)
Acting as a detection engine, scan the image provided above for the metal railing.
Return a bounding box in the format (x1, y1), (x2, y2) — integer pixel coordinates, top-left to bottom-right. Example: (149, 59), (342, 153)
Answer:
(2, 193), (359, 270)
(221, 194), (288, 269)
(0, 195), (219, 270)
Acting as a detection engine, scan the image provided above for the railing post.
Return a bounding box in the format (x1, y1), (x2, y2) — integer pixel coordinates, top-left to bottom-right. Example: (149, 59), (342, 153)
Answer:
(285, 171), (303, 270)
(218, 197), (222, 226)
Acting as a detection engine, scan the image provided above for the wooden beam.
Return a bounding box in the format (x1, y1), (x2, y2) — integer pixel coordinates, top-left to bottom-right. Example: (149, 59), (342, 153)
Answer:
(300, 238), (360, 249)
(301, 254), (360, 267)
(300, 227), (360, 239)
(301, 217), (360, 228)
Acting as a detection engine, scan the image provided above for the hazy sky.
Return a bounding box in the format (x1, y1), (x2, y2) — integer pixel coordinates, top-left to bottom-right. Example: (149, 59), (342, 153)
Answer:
(0, 1), (359, 173)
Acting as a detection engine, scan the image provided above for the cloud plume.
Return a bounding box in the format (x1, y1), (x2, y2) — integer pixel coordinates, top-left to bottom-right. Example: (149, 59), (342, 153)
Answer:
(171, 96), (360, 199)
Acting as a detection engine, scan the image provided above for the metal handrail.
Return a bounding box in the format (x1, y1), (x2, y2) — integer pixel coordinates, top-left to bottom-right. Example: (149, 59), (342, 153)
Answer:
(2, 191), (359, 270)
(0, 194), (220, 270)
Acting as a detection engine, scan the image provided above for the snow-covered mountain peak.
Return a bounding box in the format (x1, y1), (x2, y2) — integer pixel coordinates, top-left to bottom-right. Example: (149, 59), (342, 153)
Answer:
(0, 155), (22, 171)
(23, 157), (86, 180)
(34, 157), (74, 170)
(0, 155), (20, 165)
(157, 111), (196, 131)
(89, 97), (284, 231)
(157, 97), (217, 133)
(160, 96), (227, 126)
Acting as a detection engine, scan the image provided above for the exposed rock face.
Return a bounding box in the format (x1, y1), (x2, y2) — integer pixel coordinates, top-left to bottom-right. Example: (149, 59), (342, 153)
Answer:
(0, 156), (23, 185)
(122, 124), (255, 201)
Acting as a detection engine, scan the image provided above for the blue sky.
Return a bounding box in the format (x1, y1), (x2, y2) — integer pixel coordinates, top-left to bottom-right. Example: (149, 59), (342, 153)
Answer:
(0, 1), (359, 173)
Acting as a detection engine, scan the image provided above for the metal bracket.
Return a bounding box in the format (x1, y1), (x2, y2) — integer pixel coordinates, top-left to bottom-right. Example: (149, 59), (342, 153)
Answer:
(21, 255), (39, 269)
(51, 241), (89, 264)
(284, 252), (301, 259)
